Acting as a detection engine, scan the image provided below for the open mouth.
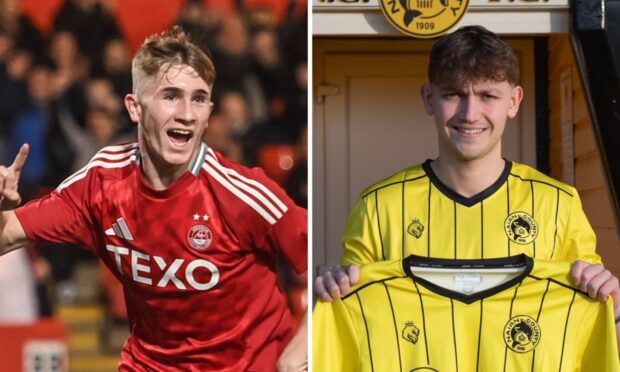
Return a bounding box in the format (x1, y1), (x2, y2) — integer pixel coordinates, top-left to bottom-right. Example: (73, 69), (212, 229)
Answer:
(167, 129), (193, 146)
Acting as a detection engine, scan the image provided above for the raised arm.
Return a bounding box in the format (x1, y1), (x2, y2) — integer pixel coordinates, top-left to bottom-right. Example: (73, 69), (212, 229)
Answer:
(0, 144), (31, 255)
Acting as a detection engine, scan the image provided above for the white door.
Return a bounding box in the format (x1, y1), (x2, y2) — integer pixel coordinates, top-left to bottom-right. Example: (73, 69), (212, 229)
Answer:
(313, 42), (536, 271)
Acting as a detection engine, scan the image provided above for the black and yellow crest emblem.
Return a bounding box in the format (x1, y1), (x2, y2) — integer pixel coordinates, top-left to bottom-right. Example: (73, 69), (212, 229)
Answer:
(379, 0), (469, 39)
(504, 212), (538, 245)
(408, 219), (425, 239)
(504, 315), (541, 353)
(402, 321), (421, 344)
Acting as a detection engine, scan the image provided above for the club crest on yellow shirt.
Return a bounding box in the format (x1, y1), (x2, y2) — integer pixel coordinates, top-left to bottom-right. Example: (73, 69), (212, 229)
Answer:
(504, 212), (538, 245)
(402, 321), (421, 344)
(407, 219), (425, 239)
(378, 0), (469, 39)
(504, 315), (541, 353)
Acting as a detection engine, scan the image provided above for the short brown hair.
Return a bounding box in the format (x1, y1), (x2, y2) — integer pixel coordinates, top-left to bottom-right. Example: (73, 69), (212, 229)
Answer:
(131, 25), (216, 94)
(428, 25), (519, 86)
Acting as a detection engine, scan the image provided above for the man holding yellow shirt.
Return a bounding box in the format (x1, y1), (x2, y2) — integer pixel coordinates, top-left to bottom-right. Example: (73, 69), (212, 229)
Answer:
(315, 25), (620, 350)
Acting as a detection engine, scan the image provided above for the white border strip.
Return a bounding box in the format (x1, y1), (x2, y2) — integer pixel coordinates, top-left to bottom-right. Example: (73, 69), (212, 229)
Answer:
(60, 148), (137, 187)
(205, 153), (286, 219)
(57, 156), (135, 192)
(206, 149), (288, 212)
(202, 163), (277, 225)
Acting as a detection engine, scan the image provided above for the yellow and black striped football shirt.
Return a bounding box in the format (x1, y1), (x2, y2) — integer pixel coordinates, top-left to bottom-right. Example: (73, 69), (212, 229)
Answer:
(313, 255), (620, 372)
(342, 160), (600, 265)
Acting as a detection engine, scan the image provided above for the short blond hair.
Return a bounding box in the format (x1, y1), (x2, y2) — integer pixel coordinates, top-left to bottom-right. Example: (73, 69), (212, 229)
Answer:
(131, 25), (216, 94)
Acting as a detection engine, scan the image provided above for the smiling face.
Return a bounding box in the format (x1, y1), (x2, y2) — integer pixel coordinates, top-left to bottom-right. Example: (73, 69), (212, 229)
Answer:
(125, 64), (213, 178)
(421, 79), (523, 164)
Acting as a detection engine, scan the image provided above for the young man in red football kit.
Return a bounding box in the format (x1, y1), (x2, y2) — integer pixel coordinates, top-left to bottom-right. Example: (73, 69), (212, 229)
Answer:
(0, 27), (308, 371)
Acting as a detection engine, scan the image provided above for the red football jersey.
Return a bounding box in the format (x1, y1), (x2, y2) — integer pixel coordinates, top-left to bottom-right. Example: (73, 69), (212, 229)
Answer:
(15, 143), (307, 371)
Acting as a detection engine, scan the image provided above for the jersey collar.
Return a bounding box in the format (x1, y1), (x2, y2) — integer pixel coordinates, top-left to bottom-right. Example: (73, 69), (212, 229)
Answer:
(402, 254), (534, 304)
(135, 142), (208, 177)
(422, 159), (512, 207)
(189, 142), (208, 176)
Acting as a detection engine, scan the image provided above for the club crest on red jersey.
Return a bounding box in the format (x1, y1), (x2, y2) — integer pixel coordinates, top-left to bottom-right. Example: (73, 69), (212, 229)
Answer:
(188, 224), (213, 250)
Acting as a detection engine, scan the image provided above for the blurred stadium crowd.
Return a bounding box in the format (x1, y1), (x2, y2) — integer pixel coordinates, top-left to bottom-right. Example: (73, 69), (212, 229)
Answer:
(0, 0), (307, 328)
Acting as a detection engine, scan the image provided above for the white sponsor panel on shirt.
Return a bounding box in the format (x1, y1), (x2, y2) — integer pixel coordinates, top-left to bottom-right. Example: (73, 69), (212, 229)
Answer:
(105, 245), (220, 291)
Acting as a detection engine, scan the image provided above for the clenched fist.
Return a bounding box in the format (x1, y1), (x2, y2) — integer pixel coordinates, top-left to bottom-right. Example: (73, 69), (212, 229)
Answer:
(0, 144), (29, 211)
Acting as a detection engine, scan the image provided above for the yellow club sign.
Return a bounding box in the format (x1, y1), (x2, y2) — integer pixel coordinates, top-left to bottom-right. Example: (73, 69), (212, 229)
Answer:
(379, 0), (470, 38)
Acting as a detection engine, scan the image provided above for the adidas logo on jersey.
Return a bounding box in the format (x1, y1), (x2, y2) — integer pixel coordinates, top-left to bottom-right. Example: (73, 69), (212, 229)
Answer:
(105, 217), (134, 241)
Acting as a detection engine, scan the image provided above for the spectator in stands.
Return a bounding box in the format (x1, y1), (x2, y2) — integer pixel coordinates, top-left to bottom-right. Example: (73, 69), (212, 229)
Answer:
(211, 14), (260, 107)
(58, 106), (133, 172)
(48, 31), (87, 101)
(220, 90), (253, 136)
(53, 0), (121, 64)
(278, 1), (307, 68)
(2, 49), (32, 114)
(9, 64), (52, 201)
(251, 29), (288, 116)
(177, 0), (220, 52)
(46, 31), (89, 187)
(202, 113), (244, 163)
(246, 5), (280, 32)
(84, 78), (122, 116)
(0, 48), (31, 152)
(0, 31), (13, 156)
(97, 38), (132, 98)
(0, 0), (46, 59)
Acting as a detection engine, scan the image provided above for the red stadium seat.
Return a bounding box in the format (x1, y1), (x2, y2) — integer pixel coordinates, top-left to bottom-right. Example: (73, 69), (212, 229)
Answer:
(257, 144), (296, 186)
